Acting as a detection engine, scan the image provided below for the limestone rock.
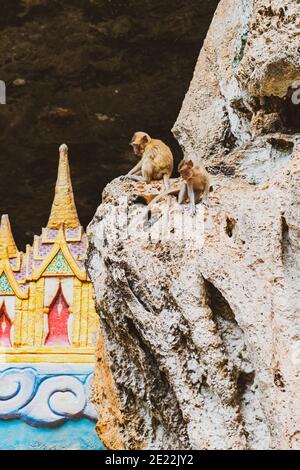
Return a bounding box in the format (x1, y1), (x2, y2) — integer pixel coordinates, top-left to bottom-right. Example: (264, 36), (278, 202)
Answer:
(173, 0), (300, 169)
(87, 0), (300, 450)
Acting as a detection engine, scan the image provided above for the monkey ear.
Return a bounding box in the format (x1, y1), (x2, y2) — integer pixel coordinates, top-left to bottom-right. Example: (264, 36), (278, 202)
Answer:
(142, 135), (149, 144)
(178, 160), (184, 171)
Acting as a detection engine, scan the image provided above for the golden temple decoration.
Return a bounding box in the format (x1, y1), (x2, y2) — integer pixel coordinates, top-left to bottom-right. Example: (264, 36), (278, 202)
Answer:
(0, 144), (98, 363)
(47, 144), (80, 229)
(32, 225), (87, 281)
(0, 249), (29, 300)
(0, 215), (18, 258)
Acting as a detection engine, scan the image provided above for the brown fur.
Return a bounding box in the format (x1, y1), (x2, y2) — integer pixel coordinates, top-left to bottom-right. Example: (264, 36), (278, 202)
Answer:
(129, 132), (173, 183)
(145, 159), (210, 215)
(178, 159), (210, 201)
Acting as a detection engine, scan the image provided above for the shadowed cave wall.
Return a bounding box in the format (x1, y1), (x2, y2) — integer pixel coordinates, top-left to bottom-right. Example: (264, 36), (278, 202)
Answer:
(0, 0), (219, 248)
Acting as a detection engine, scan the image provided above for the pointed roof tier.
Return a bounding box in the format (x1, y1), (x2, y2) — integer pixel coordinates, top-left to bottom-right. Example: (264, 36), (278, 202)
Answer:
(32, 224), (87, 281)
(47, 144), (80, 229)
(0, 214), (18, 259)
(0, 239), (28, 299)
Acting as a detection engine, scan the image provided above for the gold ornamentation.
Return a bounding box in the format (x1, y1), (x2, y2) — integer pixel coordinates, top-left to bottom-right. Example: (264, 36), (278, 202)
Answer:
(0, 215), (18, 258)
(0, 145), (98, 363)
(47, 144), (80, 229)
(32, 226), (87, 281)
(0, 246), (28, 299)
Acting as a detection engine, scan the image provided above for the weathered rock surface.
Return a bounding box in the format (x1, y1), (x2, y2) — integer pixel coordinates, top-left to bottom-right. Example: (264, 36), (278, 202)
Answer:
(173, 0), (300, 169)
(87, 0), (300, 450)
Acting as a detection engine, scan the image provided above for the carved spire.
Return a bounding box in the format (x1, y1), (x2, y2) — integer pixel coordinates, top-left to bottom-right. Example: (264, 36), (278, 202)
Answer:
(0, 214), (18, 259)
(47, 144), (80, 229)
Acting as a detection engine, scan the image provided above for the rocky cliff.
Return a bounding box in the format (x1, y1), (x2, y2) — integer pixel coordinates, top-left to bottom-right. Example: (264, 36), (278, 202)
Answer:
(87, 0), (300, 450)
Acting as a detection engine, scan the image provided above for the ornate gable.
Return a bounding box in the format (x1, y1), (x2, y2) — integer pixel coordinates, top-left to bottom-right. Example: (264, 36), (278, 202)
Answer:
(0, 272), (13, 294)
(32, 225), (87, 281)
(0, 216), (28, 300)
(44, 251), (73, 275)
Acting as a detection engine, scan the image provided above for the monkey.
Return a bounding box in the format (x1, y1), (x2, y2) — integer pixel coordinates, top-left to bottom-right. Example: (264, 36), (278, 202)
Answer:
(177, 159), (210, 212)
(145, 159), (210, 217)
(126, 132), (174, 190)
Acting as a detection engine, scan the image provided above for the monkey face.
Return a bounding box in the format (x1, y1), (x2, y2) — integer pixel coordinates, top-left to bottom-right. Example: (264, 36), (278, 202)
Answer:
(130, 132), (151, 157)
(131, 142), (141, 156)
(178, 159), (194, 181)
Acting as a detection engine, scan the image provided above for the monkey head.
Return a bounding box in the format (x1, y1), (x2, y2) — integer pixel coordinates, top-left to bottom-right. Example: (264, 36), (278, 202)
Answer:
(130, 132), (151, 157)
(178, 159), (194, 181)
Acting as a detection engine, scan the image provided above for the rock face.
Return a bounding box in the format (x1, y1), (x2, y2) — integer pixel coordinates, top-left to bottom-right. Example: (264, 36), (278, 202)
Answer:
(173, 0), (300, 169)
(87, 0), (300, 450)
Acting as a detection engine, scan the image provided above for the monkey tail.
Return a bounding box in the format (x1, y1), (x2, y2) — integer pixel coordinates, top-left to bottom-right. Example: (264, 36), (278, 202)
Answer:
(146, 187), (180, 213)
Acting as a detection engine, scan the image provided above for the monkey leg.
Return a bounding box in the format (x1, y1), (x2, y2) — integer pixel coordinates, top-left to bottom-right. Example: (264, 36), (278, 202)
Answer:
(187, 180), (196, 216)
(201, 186), (210, 206)
(162, 174), (171, 208)
(195, 189), (209, 207)
(163, 174), (170, 190)
(161, 174), (172, 236)
(194, 190), (203, 204)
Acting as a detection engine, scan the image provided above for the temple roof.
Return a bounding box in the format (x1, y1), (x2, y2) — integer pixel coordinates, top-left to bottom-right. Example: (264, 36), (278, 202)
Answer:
(0, 215), (18, 259)
(31, 225), (87, 281)
(47, 144), (80, 229)
(0, 144), (87, 291)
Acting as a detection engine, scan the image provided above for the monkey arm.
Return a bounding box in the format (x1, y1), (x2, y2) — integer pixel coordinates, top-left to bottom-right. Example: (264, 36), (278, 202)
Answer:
(127, 160), (143, 175)
(126, 169), (142, 180)
(127, 175), (144, 182)
(178, 181), (187, 205)
(187, 180), (196, 216)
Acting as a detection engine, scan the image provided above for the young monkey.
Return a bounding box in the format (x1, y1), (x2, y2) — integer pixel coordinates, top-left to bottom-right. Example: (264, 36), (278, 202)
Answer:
(146, 159), (210, 216)
(127, 132), (174, 190)
(178, 159), (210, 213)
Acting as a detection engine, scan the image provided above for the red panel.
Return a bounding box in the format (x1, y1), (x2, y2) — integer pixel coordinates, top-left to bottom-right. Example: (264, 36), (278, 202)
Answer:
(0, 301), (12, 347)
(45, 284), (70, 346)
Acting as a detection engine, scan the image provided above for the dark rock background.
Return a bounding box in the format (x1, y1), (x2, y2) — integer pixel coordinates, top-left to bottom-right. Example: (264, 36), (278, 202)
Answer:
(0, 0), (219, 248)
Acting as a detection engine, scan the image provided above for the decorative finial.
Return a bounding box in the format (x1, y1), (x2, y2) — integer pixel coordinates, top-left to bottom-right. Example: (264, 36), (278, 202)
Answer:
(47, 144), (80, 229)
(0, 214), (18, 259)
(59, 143), (68, 157)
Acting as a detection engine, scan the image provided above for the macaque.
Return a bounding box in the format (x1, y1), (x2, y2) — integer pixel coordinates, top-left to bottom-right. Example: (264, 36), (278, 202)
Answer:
(177, 159), (210, 212)
(146, 159), (210, 216)
(127, 132), (173, 190)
